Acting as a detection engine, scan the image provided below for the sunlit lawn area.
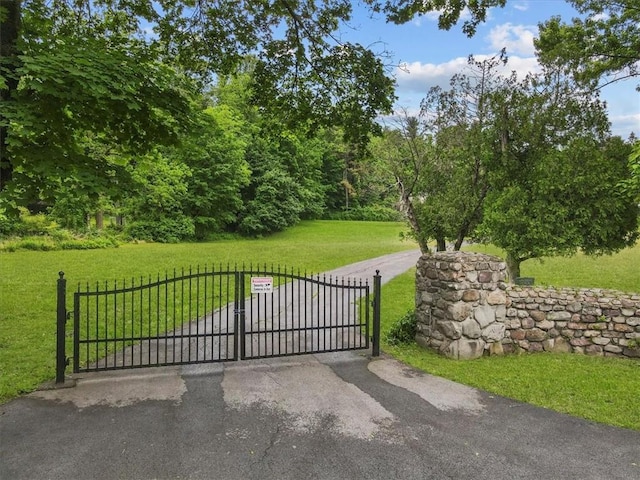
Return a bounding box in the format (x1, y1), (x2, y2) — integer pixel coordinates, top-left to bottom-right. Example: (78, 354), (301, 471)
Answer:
(0, 220), (415, 402)
(465, 243), (640, 293)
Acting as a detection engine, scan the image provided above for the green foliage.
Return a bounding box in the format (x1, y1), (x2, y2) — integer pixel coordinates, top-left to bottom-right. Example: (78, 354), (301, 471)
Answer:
(125, 217), (195, 244)
(374, 54), (507, 252)
(326, 205), (403, 222)
(1, 234), (118, 252)
(536, 0), (640, 89)
(3, 29), (195, 202)
(331, 206), (403, 222)
(378, 0), (506, 36)
(1, 236), (57, 251)
(176, 105), (250, 240)
(0, 208), (120, 251)
(385, 309), (417, 345)
(480, 72), (638, 277)
(238, 122), (337, 236)
(7, 207), (57, 236)
(239, 168), (305, 236)
(623, 141), (640, 203)
(123, 153), (194, 243)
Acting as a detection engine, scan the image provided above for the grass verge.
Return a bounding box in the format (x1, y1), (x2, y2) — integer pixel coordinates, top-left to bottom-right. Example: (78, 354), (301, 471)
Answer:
(0, 220), (415, 403)
(465, 243), (640, 293)
(380, 268), (640, 431)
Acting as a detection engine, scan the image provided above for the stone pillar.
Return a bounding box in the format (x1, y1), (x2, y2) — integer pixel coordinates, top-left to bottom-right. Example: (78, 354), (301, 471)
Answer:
(415, 252), (508, 360)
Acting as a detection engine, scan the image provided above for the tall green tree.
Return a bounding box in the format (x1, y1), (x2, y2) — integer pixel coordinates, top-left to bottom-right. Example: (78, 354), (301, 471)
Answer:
(172, 106), (250, 240)
(239, 123), (328, 236)
(3, 0), (510, 199)
(374, 53), (508, 253)
(1, 2), (195, 210)
(123, 152), (195, 243)
(371, 116), (432, 252)
(481, 69), (638, 278)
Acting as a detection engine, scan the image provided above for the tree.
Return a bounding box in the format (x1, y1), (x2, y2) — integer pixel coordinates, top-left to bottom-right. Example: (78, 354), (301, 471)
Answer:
(123, 152), (195, 243)
(626, 141), (640, 203)
(480, 69), (638, 278)
(172, 106), (250, 240)
(371, 115), (433, 252)
(372, 0), (507, 35)
(1, 4), (195, 210)
(238, 122), (329, 236)
(374, 53), (508, 253)
(536, 0), (640, 89)
(3, 0), (511, 200)
(0, 0), (21, 190)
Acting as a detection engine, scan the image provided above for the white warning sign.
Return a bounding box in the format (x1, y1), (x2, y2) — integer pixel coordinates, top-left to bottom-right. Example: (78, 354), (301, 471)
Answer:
(251, 276), (273, 294)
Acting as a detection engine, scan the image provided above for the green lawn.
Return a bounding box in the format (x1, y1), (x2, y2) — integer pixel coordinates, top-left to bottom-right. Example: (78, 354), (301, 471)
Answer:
(0, 220), (415, 402)
(465, 243), (640, 293)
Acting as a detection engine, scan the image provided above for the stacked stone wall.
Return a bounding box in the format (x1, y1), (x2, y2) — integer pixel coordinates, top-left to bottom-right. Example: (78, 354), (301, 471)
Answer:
(504, 287), (640, 358)
(416, 252), (640, 360)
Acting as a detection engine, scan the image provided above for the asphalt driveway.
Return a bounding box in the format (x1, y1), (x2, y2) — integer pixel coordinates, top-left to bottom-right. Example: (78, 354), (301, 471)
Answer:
(1, 352), (639, 480)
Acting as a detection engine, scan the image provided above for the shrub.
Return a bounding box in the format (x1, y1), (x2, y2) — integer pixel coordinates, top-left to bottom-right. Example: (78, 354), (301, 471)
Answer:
(125, 216), (195, 243)
(59, 236), (119, 250)
(0, 233), (119, 252)
(326, 206), (403, 222)
(385, 309), (417, 345)
(1, 236), (58, 252)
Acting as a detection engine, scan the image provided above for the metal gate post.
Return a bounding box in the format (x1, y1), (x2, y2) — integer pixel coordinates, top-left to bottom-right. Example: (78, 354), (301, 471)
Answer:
(56, 272), (67, 384)
(239, 271), (246, 359)
(372, 270), (382, 357)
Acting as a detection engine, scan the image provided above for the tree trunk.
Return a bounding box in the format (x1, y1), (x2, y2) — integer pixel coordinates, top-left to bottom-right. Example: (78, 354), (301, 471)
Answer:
(400, 193), (429, 254)
(505, 252), (521, 282)
(95, 211), (104, 230)
(396, 175), (429, 254)
(436, 237), (446, 252)
(0, 0), (21, 191)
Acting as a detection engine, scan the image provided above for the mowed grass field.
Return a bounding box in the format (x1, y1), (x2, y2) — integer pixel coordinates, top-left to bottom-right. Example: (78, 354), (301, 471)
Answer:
(465, 243), (640, 293)
(1, 220), (638, 430)
(0, 221), (416, 402)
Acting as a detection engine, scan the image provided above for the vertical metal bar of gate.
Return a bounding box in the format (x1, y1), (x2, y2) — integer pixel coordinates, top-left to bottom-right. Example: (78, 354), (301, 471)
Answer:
(56, 272), (67, 384)
(237, 271), (246, 360)
(372, 270), (382, 357)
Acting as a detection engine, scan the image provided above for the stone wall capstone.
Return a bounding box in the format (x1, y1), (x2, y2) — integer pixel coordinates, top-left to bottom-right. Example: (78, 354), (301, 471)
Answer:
(415, 252), (640, 360)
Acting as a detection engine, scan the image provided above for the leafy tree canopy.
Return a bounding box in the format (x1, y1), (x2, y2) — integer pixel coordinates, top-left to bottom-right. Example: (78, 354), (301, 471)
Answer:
(371, 0), (506, 35)
(536, 0), (640, 89)
(480, 68), (638, 277)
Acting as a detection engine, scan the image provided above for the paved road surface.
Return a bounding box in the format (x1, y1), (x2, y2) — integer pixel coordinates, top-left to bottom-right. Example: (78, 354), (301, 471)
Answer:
(1, 250), (639, 479)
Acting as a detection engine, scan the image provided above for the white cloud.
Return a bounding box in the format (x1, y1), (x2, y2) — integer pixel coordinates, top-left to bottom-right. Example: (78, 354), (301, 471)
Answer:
(395, 57), (469, 93)
(394, 54), (540, 96)
(513, 1), (529, 12)
(487, 23), (537, 56)
(609, 112), (640, 138)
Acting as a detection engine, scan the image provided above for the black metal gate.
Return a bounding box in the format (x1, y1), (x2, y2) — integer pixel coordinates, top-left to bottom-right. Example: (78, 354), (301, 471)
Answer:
(55, 266), (381, 383)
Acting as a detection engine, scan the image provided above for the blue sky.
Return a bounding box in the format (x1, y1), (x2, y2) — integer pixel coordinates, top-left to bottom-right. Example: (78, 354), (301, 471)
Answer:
(339, 0), (639, 138)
